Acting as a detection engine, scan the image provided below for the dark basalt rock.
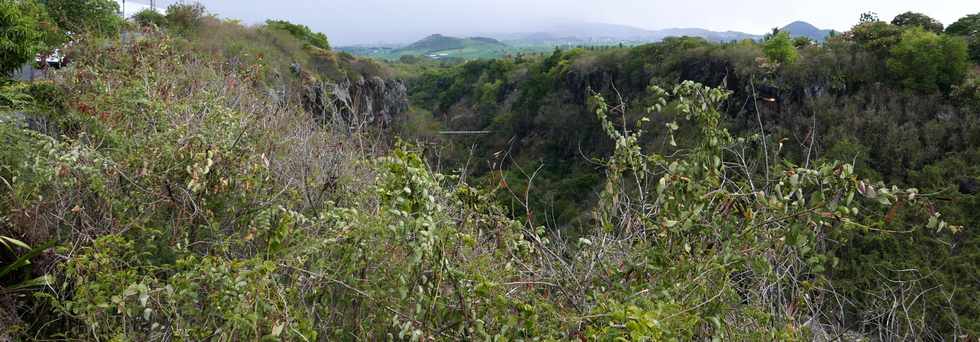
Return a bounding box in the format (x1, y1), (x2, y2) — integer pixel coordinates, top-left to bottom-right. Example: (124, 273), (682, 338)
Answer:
(300, 75), (408, 129)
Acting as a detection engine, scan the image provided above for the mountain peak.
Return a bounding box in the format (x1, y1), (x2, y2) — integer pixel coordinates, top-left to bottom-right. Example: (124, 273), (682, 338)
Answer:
(780, 21), (833, 41)
(782, 21), (819, 31)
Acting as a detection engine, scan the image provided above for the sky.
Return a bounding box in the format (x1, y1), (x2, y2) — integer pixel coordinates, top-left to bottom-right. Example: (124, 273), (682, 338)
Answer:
(128, 0), (979, 45)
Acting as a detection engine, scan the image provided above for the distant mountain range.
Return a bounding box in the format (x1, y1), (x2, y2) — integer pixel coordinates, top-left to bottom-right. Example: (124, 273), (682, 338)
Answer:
(488, 21), (763, 45)
(338, 20), (838, 60)
(487, 20), (840, 45)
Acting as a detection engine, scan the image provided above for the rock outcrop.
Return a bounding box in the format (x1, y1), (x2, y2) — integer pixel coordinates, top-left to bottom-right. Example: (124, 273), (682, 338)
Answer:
(293, 65), (408, 131)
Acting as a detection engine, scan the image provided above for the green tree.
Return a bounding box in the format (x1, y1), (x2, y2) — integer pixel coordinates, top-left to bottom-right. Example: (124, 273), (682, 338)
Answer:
(0, 0), (43, 77)
(41, 0), (121, 37)
(17, 0), (65, 53)
(887, 28), (969, 92)
(165, 3), (207, 36)
(850, 21), (904, 56)
(132, 8), (166, 28)
(265, 20), (331, 50)
(763, 31), (798, 64)
(891, 11), (944, 33)
(793, 36), (814, 48)
(946, 13), (980, 36)
(946, 13), (980, 63)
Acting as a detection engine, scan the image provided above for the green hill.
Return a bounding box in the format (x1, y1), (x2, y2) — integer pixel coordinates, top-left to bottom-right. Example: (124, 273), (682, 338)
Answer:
(388, 34), (511, 60)
(781, 21), (835, 41)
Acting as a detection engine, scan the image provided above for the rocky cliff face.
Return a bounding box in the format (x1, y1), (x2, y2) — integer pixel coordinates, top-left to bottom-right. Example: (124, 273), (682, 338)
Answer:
(294, 64), (408, 131)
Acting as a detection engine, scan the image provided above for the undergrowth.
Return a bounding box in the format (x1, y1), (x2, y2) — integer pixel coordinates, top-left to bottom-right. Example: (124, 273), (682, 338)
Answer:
(0, 19), (966, 341)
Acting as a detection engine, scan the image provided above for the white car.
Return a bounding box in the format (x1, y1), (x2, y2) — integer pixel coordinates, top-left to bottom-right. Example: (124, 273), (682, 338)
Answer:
(35, 49), (67, 69)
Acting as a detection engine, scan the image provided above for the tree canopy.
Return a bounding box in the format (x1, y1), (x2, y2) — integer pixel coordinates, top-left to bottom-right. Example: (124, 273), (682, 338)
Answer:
(891, 11), (944, 33)
(886, 27), (969, 93)
(946, 12), (980, 36)
(946, 13), (980, 63)
(850, 21), (904, 56)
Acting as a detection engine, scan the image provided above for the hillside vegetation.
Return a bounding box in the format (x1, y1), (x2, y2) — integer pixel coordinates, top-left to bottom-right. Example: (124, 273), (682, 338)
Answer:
(1, 1), (979, 340)
(398, 11), (980, 338)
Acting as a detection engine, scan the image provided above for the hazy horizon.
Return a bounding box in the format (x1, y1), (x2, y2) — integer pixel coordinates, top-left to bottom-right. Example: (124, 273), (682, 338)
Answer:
(127, 0), (978, 45)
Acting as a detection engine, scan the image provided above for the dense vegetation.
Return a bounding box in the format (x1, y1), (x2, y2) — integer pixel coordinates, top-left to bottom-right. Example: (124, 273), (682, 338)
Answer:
(399, 11), (980, 337)
(1, 2), (978, 340)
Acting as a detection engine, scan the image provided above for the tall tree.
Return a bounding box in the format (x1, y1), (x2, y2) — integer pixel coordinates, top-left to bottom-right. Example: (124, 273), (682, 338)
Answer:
(946, 13), (980, 36)
(0, 0), (43, 76)
(763, 31), (798, 64)
(892, 11), (944, 33)
(946, 13), (980, 63)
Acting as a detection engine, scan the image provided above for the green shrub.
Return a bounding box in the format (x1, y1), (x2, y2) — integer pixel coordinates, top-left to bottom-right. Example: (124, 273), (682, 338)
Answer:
(266, 19), (330, 50)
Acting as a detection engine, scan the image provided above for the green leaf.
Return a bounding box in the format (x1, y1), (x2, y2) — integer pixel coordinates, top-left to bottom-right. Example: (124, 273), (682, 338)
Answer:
(0, 236), (30, 251)
(0, 240), (55, 279)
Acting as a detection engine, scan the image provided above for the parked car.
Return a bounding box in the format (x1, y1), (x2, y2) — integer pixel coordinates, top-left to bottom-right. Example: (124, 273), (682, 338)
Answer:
(35, 49), (68, 69)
